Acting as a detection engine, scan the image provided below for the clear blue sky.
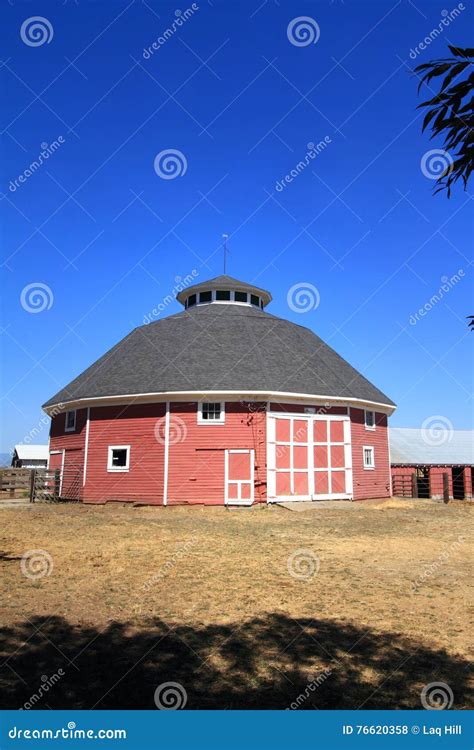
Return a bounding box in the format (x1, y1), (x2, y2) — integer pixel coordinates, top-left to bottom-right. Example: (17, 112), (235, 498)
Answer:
(1, 0), (473, 453)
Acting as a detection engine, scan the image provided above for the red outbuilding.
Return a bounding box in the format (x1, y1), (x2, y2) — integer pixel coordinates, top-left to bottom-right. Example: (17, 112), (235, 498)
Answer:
(390, 427), (473, 501)
(43, 275), (396, 505)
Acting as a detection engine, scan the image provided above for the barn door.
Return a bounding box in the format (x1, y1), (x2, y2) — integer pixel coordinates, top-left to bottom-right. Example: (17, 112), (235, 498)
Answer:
(312, 418), (352, 499)
(267, 414), (353, 501)
(225, 450), (254, 505)
(267, 415), (312, 501)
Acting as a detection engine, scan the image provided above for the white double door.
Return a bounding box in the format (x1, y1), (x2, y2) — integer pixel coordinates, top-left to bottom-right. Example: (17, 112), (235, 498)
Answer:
(267, 414), (353, 501)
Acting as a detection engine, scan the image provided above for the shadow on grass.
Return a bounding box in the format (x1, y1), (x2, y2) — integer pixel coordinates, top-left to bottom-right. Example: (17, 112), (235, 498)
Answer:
(0, 615), (471, 709)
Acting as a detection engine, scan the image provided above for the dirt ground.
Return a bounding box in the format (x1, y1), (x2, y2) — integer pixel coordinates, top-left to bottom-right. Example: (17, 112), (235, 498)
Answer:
(0, 499), (472, 710)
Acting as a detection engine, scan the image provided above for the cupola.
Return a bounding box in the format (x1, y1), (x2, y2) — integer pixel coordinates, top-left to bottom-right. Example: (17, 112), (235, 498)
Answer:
(176, 274), (272, 310)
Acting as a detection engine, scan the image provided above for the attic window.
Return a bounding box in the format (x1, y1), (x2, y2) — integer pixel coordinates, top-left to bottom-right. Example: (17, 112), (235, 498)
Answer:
(250, 294), (259, 307)
(234, 291), (247, 303)
(216, 290), (231, 301)
(187, 294), (196, 307)
(65, 410), (76, 432)
(199, 291), (212, 303)
(198, 402), (225, 424)
(365, 410), (375, 430)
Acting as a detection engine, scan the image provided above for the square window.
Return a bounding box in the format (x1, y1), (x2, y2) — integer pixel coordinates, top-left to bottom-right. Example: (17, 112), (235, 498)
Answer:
(65, 410), (76, 432)
(108, 446), (130, 472)
(199, 291), (212, 303)
(234, 291), (247, 303)
(187, 294), (196, 307)
(365, 410), (375, 430)
(363, 446), (375, 469)
(250, 294), (259, 307)
(216, 290), (231, 301)
(198, 402), (225, 423)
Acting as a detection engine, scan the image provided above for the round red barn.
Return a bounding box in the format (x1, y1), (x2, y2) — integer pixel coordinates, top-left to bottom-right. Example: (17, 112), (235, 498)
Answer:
(43, 275), (396, 504)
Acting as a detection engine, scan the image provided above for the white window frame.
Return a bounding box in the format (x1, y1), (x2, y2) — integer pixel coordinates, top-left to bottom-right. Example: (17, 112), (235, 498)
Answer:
(364, 409), (376, 430)
(185, 290), (262, 308)
(363, 445), (375, 470)
(65, 410), (76, 432)
(197, 401), (225, 424)
(107, 445), (130, 472)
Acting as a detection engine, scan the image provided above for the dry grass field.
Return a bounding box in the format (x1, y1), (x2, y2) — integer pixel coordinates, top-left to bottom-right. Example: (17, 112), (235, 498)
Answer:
(0, 499), (472, 710)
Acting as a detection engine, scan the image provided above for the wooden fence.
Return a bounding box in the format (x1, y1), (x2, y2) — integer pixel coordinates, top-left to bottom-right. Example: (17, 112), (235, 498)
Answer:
(392, 472), (450, 502)
(0, 468), (33, 499)
(0, 467), (73, 503)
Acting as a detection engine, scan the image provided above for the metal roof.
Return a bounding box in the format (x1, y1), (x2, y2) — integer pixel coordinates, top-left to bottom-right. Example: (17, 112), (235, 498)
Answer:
(390, 428), (474, 465)
(43, 293), (395, 410)
(14, 444), (49, 460)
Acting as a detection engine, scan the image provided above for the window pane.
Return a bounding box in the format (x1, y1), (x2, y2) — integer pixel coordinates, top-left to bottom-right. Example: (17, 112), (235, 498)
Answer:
(199, 291), (212, 303)
(234, 291), (247, 303)
(202, 402), (221, 420)
(250, 294), (259, 306)
(216, 290), (230, 300)
(188, 294), (196, 307)
(66, 411), (75, 428)
(365, 411), (375, 427)
(112, 449), (127, 467)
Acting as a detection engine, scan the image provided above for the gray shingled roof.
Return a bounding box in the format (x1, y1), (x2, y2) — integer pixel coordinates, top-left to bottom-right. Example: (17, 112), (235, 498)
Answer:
(390, 428), (473, 465)
(176, 275), (272, 306)
(43, 302), (395, 408)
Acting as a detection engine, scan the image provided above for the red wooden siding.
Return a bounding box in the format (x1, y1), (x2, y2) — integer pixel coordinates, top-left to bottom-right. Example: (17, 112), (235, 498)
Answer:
(83, 403), (166, 504)
(391, 465), (473, 500)
(47, 400), (392, 505)
(167, 402), (266, 504)
(350, 408), (390, 500)
(49, 408), (87, 499)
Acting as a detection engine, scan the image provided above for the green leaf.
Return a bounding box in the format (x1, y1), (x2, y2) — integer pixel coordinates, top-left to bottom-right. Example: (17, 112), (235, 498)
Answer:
(441, 62), (469, 91)
(448, 46), (474, 58)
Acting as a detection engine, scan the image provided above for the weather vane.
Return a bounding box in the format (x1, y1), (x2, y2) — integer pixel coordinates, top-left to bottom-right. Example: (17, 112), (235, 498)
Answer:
(222, 233), (229, 274)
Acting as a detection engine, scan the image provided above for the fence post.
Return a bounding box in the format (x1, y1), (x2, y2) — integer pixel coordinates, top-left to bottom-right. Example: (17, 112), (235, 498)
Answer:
(29, 469), (36, 503)
(443, 472), (450, 504)
(411, 473), (418, 499)
(54, 469), (60, 500)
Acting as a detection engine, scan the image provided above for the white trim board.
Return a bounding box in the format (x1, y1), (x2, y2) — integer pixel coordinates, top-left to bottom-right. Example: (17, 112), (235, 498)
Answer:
(44, 391), (395, 416)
